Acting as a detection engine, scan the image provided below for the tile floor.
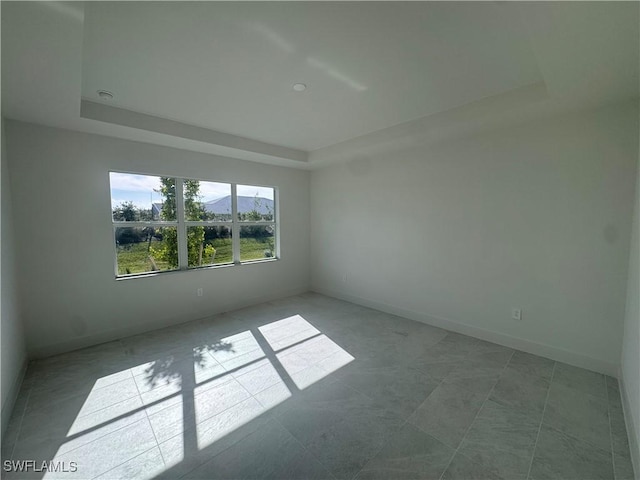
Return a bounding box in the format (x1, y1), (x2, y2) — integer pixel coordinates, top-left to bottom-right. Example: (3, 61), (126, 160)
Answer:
(1, 293), (636, 480)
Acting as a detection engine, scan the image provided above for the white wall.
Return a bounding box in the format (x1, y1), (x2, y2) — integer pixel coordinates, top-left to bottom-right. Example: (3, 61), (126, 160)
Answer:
(311, 102), (638, 375)
(1, 118), (27, 433)
(620, 103), (640, 475)
(5, 121), (310, 358)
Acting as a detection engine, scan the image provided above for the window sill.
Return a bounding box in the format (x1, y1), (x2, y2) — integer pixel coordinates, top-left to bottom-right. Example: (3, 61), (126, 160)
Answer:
(115, 258), (279, 281)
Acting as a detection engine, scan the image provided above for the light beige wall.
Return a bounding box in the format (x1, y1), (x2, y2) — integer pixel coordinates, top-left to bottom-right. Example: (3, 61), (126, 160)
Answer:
(1, 118), (27, 433)
(6, 121), (310, 357)
(311, 102), (638, 375)
(620, 102), (640, 475)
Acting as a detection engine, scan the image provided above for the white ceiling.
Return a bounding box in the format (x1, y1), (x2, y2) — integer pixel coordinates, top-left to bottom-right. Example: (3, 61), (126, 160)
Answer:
(81, 2), (543, 151)
(2, 1), (638, 168)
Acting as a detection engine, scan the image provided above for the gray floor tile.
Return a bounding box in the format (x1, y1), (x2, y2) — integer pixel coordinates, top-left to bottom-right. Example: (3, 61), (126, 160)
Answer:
(57, 396), (147, 456)
(543, 381), (611, 451)
(458, 400), (539, 480)
(181, 418), (303, 480)
(156, 398), (272, 480)
(355, 423), (454, 480)
(132, 354), (223, 393)
(606, 376), (624, 411)
(10, 395), (147, 466)
(1, 412), (23, 460)
(3, 293), (634, 480)
(139, 382), (184, 416)
(468, 341), (514, 359)
(507, 351), (555, 381)
(430, 342), (513, 395)
(610, 403), (632, 457)
(52, 418), (158, 480)
(442, 452), (506, 480)
(93, 447), (166, 480)
(613, 452), (635, 480)
(359, 327), (449, 367)
(229, 358), (284, 395)
(413, 361), (460, 381)
(553, 362), (607, 399)
(441, 332), (480, 348)
(408, 380), (487, 449)
(338, 365), (441, 419)
(489, 366), (550, 420)
(146, 397), (194, 445)
(32, 341), (128, 374)
(292, 362), (344, 391)
(25, 368), (104, 414)
(442, 358), (504, 397)
(76, 377), (140, 417)
(192, 397), (269, 450)
(276, 379), (372, 446)
(121, 326), (200, 360)
(304, 411), (403, 480)
(147, 377), (252, 443)
(438, 332), (480, 352)
(469, 348), (513, 367)
(316, 349), (357, 377)
(266, 449), (336, 480)
(413, 340), (473, 368)
(2, 381), (33, 457)
(529, 424), (614, 480)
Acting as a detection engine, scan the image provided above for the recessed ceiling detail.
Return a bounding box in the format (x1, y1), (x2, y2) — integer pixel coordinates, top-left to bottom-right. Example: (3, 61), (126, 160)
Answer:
(80, 2), (546, 151)
(80, 99), (308, 163)
(2, 2), (638, 168)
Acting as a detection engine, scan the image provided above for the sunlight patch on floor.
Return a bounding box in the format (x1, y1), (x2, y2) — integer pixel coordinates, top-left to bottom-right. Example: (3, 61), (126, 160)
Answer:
(48, 315), (352, 479)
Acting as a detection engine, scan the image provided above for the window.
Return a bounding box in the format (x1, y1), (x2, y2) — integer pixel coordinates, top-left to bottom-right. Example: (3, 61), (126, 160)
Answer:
(237, 184), (276, 262)
(110, 172), (277, 277)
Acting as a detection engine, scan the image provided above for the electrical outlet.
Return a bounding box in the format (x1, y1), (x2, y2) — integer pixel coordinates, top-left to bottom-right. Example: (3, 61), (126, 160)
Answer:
(512, 308), (522, 321)
(197, 288), (203, 297)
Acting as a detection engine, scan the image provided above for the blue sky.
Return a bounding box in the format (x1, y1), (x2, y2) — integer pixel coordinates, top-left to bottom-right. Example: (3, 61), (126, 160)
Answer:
(110, 172), (274, 209)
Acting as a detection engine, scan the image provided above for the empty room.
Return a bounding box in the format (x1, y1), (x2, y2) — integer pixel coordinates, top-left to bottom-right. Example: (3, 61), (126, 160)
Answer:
(1, 2), (639, 479)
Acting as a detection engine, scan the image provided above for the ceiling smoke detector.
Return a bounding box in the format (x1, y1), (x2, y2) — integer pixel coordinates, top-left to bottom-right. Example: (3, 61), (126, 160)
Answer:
(292, 83), (307, 92)
(97, 90), (114, 100)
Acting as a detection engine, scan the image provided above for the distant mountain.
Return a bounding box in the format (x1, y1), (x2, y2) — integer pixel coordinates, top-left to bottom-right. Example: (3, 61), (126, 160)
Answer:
(152, 196), (273, 218)
(206, 195), (273, 215)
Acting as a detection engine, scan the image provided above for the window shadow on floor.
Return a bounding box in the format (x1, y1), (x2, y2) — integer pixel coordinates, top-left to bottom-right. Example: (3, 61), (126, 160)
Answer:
(1, 304), (355, 479)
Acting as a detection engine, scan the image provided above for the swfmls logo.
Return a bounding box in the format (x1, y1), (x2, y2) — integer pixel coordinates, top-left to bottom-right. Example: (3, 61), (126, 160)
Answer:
(3, 460), (78, 473)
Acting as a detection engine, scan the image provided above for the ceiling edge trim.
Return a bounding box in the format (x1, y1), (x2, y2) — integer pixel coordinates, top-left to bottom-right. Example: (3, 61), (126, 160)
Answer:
(308, 82), (551, 167)
(80, 99), (308, 164)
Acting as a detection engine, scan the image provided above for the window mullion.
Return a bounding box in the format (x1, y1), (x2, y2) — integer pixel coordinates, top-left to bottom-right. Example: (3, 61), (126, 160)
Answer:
(175, 178), (188, 269)
(113, 222), (177, 227)
(184, 221), (231, 227)
(274, 187), (279, 259)
(231, 183), (240, 264)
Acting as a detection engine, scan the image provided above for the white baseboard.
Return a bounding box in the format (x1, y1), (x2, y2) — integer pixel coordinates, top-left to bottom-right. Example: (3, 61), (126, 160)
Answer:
(619, 370), (640, 480)
(28, 286), (309, 359)
(1, 357), (28, 438)
(312, 285), (619, 377)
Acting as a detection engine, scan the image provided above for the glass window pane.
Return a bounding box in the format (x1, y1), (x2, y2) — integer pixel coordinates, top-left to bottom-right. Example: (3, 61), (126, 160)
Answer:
(240, 225), (276, 262)
(237, 185), (275, 222)
(183, 180), (232, 221)
(115, 226), (178, 275)
(110, 173), (176, 221)
(187, 226), (233, 267)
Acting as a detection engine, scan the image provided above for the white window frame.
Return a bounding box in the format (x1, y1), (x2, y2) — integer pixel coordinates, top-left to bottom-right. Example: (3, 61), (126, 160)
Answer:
(110, 172), (278, 278)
